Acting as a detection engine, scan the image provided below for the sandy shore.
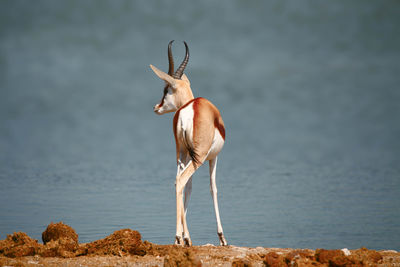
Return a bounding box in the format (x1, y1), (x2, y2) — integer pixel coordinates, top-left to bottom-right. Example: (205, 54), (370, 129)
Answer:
(1, 246), (399, 266)
(1, 222), (399, 266)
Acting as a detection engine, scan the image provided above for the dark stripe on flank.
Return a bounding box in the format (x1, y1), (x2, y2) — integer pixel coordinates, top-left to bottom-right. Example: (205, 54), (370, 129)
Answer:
(215, 118), (225, 140)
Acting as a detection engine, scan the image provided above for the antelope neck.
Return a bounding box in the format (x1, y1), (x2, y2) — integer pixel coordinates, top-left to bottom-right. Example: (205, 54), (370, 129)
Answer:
(176, 97), (196, 112)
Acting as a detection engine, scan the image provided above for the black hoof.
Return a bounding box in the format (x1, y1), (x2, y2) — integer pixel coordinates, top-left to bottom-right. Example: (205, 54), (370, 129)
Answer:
(218, 232), (228, 246)
(175, 236), (183, 246)
(183, 236), (192, 247)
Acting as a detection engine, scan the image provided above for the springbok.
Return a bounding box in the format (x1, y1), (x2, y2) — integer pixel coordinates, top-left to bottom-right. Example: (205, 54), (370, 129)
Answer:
(150, 41), (227, 246)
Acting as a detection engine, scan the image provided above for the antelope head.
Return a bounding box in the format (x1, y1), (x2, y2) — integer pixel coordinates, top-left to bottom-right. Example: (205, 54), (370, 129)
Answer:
(151, 41), (194, 115)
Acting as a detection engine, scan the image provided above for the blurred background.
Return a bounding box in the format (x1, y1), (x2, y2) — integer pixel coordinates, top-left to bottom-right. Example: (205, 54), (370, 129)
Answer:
(1, 0), (399, 250)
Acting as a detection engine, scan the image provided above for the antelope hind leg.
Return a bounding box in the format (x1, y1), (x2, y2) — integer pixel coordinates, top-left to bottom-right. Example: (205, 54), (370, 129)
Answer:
(209, 157), (228, 246)
(175, 161), (197, 246)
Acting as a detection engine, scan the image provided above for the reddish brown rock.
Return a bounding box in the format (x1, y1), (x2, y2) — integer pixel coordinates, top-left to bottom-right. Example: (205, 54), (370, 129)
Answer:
(285, 249), (315, 262)
(264, 252), (288, 267)
(284, 249), (322, 266)
(350, 247), (383, 265)
(294, 257), (324, 267)
(0, 232), (41, 257)
(232, 258), (252, 267)
(42, 222), (78, 245)
(163, 247), (201, 267)
(83, 229), (145, 256)
(315, 249), (355, 266)
(40, 222), (79, 257)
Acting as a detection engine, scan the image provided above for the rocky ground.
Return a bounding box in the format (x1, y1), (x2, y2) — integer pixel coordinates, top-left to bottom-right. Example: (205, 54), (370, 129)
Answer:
(0, 222), (399, 266)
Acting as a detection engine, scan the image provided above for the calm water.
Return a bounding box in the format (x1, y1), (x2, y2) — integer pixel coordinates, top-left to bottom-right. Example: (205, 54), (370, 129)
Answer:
(1, 0), (400, 250)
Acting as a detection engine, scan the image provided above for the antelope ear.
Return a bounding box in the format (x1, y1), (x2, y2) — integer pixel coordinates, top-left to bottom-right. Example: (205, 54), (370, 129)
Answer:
(181, 74), (190, 85)
(150, 64), (177, 88)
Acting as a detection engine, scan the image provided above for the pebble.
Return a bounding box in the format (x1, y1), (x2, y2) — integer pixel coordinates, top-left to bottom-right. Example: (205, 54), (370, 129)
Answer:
(341, 248), (351, 256)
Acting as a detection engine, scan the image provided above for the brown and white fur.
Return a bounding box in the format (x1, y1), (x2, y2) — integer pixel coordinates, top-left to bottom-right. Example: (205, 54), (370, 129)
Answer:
(150, 41), (227, 246)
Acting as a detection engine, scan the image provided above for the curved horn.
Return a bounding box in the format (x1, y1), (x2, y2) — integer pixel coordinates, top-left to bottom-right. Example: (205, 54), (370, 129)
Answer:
(173, 41), (189, 79)
(167, 40), (174, 76)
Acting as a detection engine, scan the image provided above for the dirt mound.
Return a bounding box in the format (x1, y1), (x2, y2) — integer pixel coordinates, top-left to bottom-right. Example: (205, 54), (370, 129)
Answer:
(40, 222), (79, 257)
(315, 248), (383, 266)
(141, 242), (203, 266)
(264, 250), (319, 267)
(263, 247), (384, 266)
(163, 247), (200, 267)
(0, 232), (41, 257)
(42, 222), (78, 245)
(315, 249), (357, 266)
(350, 247), (383, 264)
(264, 252), (286, 267)
(82, 229), (145, 256)
(0, 224), (145, 258)
(232, 258), (253, 267)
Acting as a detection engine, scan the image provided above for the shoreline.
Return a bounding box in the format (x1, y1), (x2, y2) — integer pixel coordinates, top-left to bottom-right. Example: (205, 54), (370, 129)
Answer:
(1, 246), (399, 267)
(1, 222), (399, 266)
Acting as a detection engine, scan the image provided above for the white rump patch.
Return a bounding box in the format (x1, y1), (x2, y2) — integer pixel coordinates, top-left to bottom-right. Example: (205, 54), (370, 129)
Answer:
(206, 128), (224, 161)
(176, 102), (195, 154)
